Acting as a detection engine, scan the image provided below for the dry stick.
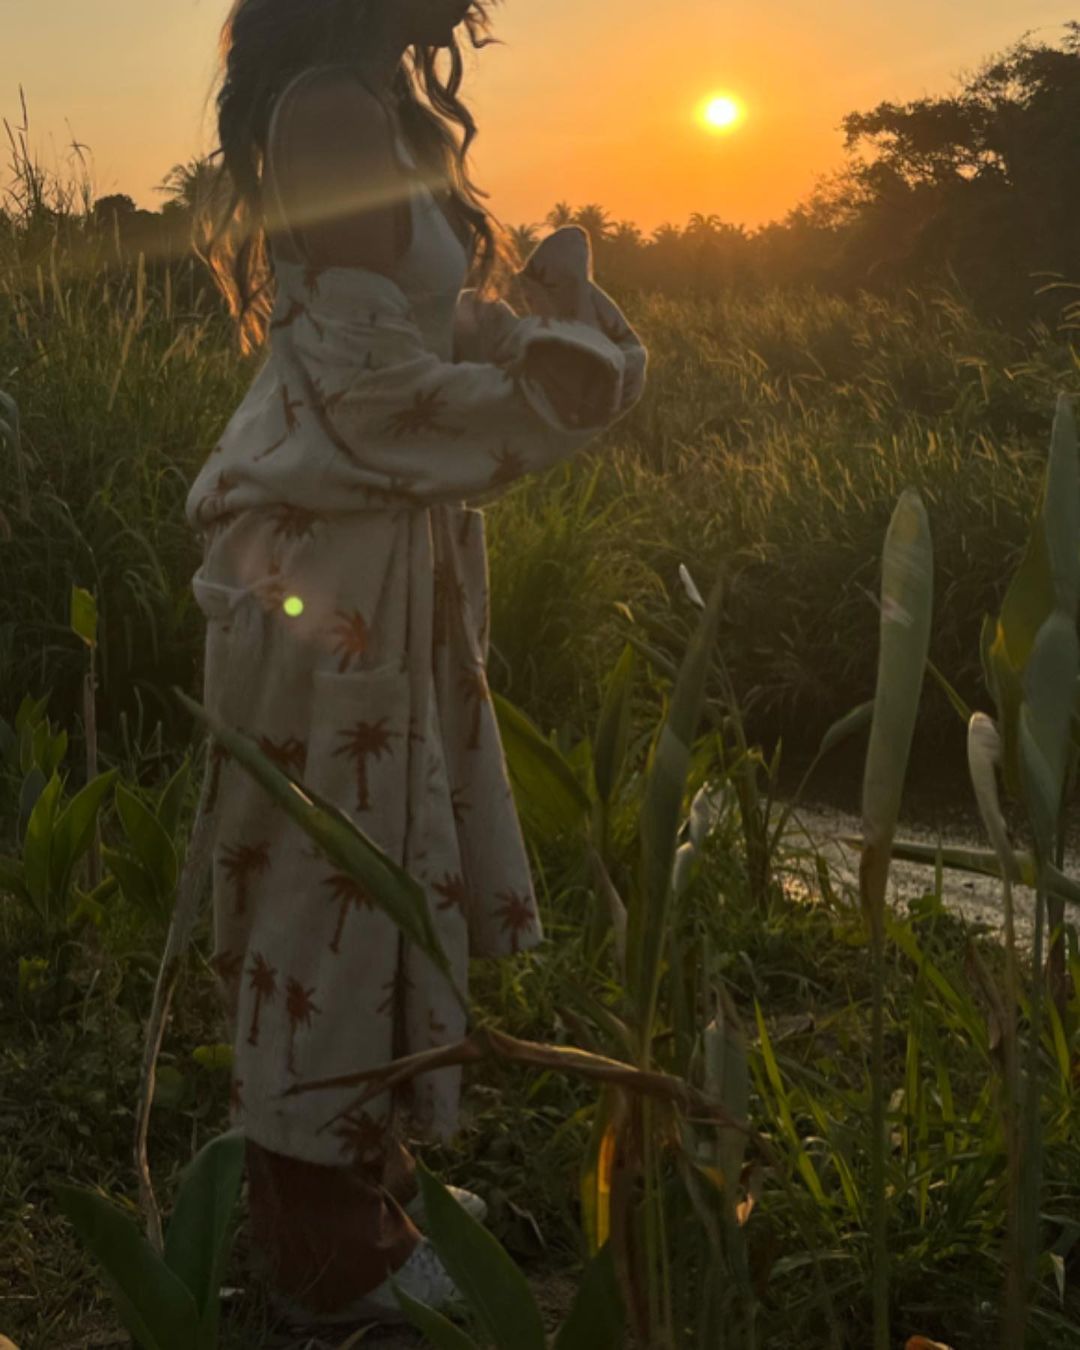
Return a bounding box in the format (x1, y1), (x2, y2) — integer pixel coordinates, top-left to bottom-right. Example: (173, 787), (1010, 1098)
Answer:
(133, 736), (218, 1251)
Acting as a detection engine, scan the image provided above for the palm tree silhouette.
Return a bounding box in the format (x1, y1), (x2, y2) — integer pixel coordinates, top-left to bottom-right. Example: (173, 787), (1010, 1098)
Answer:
(381, 385), (465, 439)
(220, 839), (271, 917)
(486, 441), (526, 490)
(572, 203), (613, 242)
(284, 975), (321, 1075)
(334, 1109), (388, 1166)
(256, 733), (307, 779)
(246, 952), (278, 1046)
(323, 872), (375, 953)
(458, 662), (489, 750)
(545, 201), (575, 229)
(493, 889), (536, 953)
(509, 222), (541, 261)
(193, 469), (240, 530)
(431, 869), (467, 914)
(154, 154), (220, 215)
(329, 608), (371, 673)
(375, 964), (415, 1017)
(332, 717), (400, 812)
(269, 504), (323, 541)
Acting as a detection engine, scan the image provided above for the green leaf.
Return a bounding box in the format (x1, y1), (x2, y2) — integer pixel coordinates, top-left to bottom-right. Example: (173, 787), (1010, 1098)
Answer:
(70, 585), (98, 647)
(163, 1129), (245, 1342)
(1019, 611), (1079, 858)
(860, 488), (933, 923)
(837, 833), (1080, 908)
(116, 783), (179, 896)
(818, 700), (875, 759)
(51, 1182), (200, 1350)
(1043, 392), (1080, 620)
(631, 568), (725, 1023)
(172, 687), (464, 1011)
(102, 845), (161, 918)
(49, 769), (118, 904)
(191, 1043), (234, 1072)
(157, 757), (192, 842)
(493, 690), (591, 840)
(581, 1086), (619, 1256)
(554, 1242), (624, 1350)
(415, 1161), (546, 1350)
(592, 643), (636, 805)
(24, 771), (62, 915)
(393, 1284), (481, 1350)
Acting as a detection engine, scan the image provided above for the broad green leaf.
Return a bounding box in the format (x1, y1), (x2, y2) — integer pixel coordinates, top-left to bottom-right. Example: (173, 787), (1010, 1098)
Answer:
(966, 714), (1019, 883)
(51, 1182), (200, 1350)
(102, 845), (161, 918)
(837, 833), (1080, 908)
(1019, 708), (1063, 865)
(1043, 392), (1080, 619)
(1018, 611), (1079, 858)
(192, 1043), (234, 1071)
(701, 986), (749, 1208)
(415, 1162), (546, 1350)
(116, 784), (179, 896)
(172, 687), (465, 1012)
(24, 771), (62, 914)
(925, 658), (973, 726)
(492, 690), (591, 840)
(592, 643), (636, 805)
(860, 489), (933, 924)
(554, 1242), (625, 1350)
(818, 700), (875, 759)
(70, 584), (98, 647)
(631, 568), (725, 1024)
(163, 1129), (245, 1342)
(50, 769), (118, 903)
(157, 757), (192, 841)
(393, 1283), (481, 1350)
(581, 1086), (619, 1255)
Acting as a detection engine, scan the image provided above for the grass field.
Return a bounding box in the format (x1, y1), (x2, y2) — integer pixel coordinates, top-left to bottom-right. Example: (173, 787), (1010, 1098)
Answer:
(3, 220), (1080, 1348)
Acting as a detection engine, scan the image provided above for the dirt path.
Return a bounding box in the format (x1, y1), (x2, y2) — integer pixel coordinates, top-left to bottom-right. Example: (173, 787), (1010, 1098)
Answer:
(773, 794), (1080, 946)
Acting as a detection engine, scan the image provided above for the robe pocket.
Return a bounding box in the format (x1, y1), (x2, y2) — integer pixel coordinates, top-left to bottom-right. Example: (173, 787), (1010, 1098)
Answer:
(192, 573), (264, 724)
(304, 665), (412, 869)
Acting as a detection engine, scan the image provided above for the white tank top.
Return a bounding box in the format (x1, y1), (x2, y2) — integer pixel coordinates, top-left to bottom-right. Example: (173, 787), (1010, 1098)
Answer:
(264, 65), (470, 361)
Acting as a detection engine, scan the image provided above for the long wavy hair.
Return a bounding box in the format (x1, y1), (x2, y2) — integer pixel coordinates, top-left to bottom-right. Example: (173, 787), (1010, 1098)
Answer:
(196, 0), (521, 356)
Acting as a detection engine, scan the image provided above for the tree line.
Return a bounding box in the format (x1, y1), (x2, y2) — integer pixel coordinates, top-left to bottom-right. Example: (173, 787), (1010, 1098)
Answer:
(3, 23), (1079, 336)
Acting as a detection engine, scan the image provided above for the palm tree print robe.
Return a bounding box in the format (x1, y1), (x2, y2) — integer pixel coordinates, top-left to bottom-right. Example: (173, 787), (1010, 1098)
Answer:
(185, 225), (648, 1166)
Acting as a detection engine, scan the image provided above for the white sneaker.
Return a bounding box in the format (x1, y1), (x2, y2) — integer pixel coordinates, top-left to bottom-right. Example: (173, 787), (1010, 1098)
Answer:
(363, 1236), (464, 1315)
(405, 1184), (488, 1228)
(269, 1237), (463, 1327)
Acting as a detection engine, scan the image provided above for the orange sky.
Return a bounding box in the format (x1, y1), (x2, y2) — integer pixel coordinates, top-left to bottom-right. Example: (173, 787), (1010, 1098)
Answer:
(4, 2), (1078, 236)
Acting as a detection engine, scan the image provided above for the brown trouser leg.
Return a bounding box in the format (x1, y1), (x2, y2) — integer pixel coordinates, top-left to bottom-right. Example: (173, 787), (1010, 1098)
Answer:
(245, 1134), (423, 1313)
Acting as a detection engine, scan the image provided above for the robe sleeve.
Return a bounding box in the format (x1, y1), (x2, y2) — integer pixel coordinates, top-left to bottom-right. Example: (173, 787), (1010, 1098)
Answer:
(269, 230), (648, 508)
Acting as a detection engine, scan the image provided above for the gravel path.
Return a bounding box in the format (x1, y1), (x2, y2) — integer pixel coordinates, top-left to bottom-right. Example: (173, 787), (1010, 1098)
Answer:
(772, 795), (1080, 945)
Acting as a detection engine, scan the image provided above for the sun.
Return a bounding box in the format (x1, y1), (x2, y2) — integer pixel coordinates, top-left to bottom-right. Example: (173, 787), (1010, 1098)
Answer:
(701, 94), (744, 132)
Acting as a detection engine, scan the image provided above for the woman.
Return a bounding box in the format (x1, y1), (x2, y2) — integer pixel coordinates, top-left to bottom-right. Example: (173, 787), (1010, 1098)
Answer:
(188, 0), (647, 1326)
